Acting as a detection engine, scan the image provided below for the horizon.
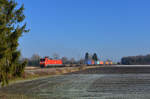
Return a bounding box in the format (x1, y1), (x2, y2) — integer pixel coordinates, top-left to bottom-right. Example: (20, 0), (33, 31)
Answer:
(18, 0), (150, 62)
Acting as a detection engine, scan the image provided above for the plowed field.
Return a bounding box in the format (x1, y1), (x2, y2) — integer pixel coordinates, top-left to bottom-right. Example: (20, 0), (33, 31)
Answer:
(1, 65), (150, 99)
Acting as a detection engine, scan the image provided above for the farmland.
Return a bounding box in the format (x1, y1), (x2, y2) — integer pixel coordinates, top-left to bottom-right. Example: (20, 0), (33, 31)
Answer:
(1, 65), (150, 99)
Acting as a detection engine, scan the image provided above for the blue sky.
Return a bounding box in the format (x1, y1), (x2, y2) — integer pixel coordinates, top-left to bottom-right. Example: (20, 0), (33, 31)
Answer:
(18, 0), (150, 62)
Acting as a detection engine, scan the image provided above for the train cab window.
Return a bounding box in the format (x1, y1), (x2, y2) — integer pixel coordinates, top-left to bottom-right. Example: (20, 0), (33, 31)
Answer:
(40, 59), (45, 62)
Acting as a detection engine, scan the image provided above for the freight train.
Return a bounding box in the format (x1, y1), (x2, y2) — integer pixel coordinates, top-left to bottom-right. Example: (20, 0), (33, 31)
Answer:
(40, 57), (63, 68)
(40, 57), (112, 68)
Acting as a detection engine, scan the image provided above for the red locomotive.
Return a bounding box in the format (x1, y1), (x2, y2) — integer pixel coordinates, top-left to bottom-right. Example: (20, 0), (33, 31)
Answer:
(40, 57), (63, 67)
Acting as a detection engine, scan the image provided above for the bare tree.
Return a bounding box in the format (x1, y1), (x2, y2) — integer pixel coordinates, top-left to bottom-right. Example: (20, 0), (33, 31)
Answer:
(61, 56), (68, 64)
(31, 54), (40, 61)
(28, 54), (40, 66)
(78, 58), (85, 64)
(52, 53), (60, 59)
(70, 58), (75, 64)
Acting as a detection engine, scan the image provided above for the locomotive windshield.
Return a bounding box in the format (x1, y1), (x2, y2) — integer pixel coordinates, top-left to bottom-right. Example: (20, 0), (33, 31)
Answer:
(40, 59), (45, 62)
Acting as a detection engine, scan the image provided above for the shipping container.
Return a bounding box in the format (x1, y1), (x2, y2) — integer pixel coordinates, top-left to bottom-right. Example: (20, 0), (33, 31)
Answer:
(100, 61), (104, 65)
(105, 61), (109, 65)
(110, 62), (113, 65)
(87, 60), (92, 65)
(97, 61), (100, 64)
(92, 60), (95, 65)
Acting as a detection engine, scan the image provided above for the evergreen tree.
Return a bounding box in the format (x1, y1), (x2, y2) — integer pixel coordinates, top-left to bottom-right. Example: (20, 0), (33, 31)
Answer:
(92, 53), (98, 61)
(0, 0), (29, 86)
(85, 52), (89, 61)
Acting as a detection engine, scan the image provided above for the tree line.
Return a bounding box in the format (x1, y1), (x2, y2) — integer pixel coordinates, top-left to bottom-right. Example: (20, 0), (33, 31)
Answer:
(23, 52), (99, 66)
(121, 54), (150, 65)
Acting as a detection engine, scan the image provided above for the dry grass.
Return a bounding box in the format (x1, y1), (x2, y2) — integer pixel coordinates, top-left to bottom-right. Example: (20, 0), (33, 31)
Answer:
(25, 66), (40, 70)
(10, 66), (100, 84)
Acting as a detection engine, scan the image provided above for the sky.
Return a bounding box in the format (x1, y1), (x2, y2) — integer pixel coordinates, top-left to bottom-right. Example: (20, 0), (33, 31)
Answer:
(18, 0), (150, 62)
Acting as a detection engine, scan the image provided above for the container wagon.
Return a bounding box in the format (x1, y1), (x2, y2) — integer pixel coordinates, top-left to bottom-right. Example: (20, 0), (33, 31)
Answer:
(100, 61), (104, 65)
(86, 60), (104, 65)
(105, 61), (113, 65)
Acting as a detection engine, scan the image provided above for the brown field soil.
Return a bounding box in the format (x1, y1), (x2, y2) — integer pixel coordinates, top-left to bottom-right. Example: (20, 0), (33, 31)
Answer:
(1, 65), (150, 99)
